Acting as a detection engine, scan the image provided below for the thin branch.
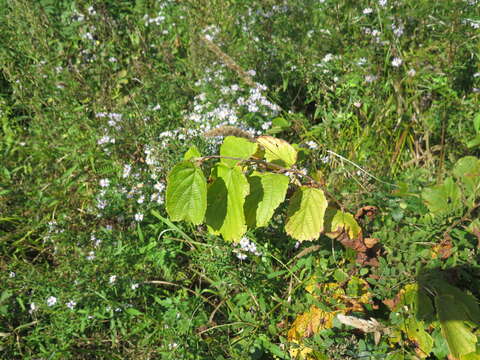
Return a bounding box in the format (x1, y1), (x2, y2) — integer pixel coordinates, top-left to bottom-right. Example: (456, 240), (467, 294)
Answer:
(326, 150), (397, 187)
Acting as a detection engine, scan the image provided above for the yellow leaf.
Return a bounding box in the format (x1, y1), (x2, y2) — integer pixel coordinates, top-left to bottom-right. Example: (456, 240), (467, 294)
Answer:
(288, 306), (337, 341)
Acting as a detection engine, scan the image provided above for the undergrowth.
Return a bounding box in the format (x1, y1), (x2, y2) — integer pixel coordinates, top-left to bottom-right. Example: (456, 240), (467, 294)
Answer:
(1, 0), (479, 359)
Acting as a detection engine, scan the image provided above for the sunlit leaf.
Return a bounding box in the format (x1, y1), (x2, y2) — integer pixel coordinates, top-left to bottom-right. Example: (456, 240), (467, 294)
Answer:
(288, 305), (337, 341)
(324, 209), (361, 239)
(166, 161), (207, 225)
(453, 156), (480, 204)
(422, 177), (461, 216)
(435, 294), (478, 359)
(220, 136), (258, 167)
(183, 145), (201, 161)
(244, 171), (289, 228)
(257, 135), (297, 168)
(285, 187), (328, 241)
(205, 163), (249, 241)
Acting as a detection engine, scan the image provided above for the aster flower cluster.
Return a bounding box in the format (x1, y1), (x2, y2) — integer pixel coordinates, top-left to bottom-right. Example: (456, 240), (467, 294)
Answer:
(233, 237), (262, 260)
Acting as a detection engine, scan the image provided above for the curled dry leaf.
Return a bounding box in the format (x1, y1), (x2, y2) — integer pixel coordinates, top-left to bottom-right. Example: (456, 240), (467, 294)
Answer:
(336, 314), (389, 345)
(355, 205), (378, 220)
(430, 235), (453, 260)
(324, 208), (382, 266)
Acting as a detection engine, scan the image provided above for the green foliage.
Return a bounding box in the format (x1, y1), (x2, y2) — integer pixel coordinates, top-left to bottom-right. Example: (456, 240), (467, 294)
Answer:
(166, 161), (207, 225)
(285, 187), (328, 241)
(220, 136), (258, 167)
(256, 136), (297, 168)
(244, 172), (289, 228)
(422, 177), (461, 216)
(166, 135), (331, 242)
(206, 162), (249, 241)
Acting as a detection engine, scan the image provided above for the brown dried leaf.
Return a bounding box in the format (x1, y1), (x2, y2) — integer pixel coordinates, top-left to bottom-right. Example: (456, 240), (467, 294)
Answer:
(355, 205), (378, 220)
(431, 236), (453, 260)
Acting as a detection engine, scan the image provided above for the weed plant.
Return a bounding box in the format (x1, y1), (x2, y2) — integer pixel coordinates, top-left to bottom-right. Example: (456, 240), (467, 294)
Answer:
(1, 0), (479, 359)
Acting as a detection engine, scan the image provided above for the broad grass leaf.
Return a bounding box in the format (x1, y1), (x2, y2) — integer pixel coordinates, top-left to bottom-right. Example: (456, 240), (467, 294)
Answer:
(422, 177), (461, 216)
(205, 163), (249, 241)
(257, 135), (297, 168)
(285, 187), (327, 241)
(166, 161), (207, 225)
(435, 294), (478, 359)
(220, 136), (257, 167)
(244, 172), (289, 228)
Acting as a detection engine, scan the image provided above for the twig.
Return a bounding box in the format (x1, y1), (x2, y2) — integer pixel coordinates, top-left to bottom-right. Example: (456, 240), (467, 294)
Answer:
(326, 150), (397, 187)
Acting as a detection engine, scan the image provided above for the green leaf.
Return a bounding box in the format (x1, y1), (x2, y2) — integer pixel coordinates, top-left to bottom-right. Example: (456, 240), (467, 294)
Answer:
(125, 308), (143, 316)
(324, 210), (361, 239)
(257, 135), (297, 168)
(184, 145), (201, 161)
(467, 135), (480, 149)
(403, 317), (433, 357)
(285, 187), (328, 241)
(205, 163), (249, 241)
(474, 113), (480, 133)
(453, 156), (480, 203)
(435, 294), (478, 359)
(166, 161), (207, 225)
(220, 136), (257, 167)
(244, 172), (289, 228)
(421, 177), (461, 216)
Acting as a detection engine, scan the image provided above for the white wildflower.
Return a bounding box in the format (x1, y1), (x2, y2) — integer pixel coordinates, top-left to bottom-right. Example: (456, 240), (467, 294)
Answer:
(29, 302), (37, 314)
(99, 178), (110, 187)
(391, 57), (403, 67)
(363, 8), (373, 14)
(46, 296), (57, 307)
(109, 275), (117, 284)
(357, 58), (367, 66)
(66, 300), (77, 309)
(134, 213), (144, 222)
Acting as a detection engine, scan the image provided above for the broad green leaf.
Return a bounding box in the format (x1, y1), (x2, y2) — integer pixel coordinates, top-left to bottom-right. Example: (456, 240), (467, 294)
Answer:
(324, 210), (361, 239)
(429, 279), (480, 326)
(285, 187), (328, 241)
(220, 136), (257, 167)
(435, 294), (478, 359)
(183, 145), (201, 161)
(166, 161), (207, 225)
(257, 135), (297, 168)
(421, 177), (461, 216)
(467, 135), (480, 149)
(453, 156), (480, 202)
(244, 172), (289, 228)
(205, 163), (249, 241)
